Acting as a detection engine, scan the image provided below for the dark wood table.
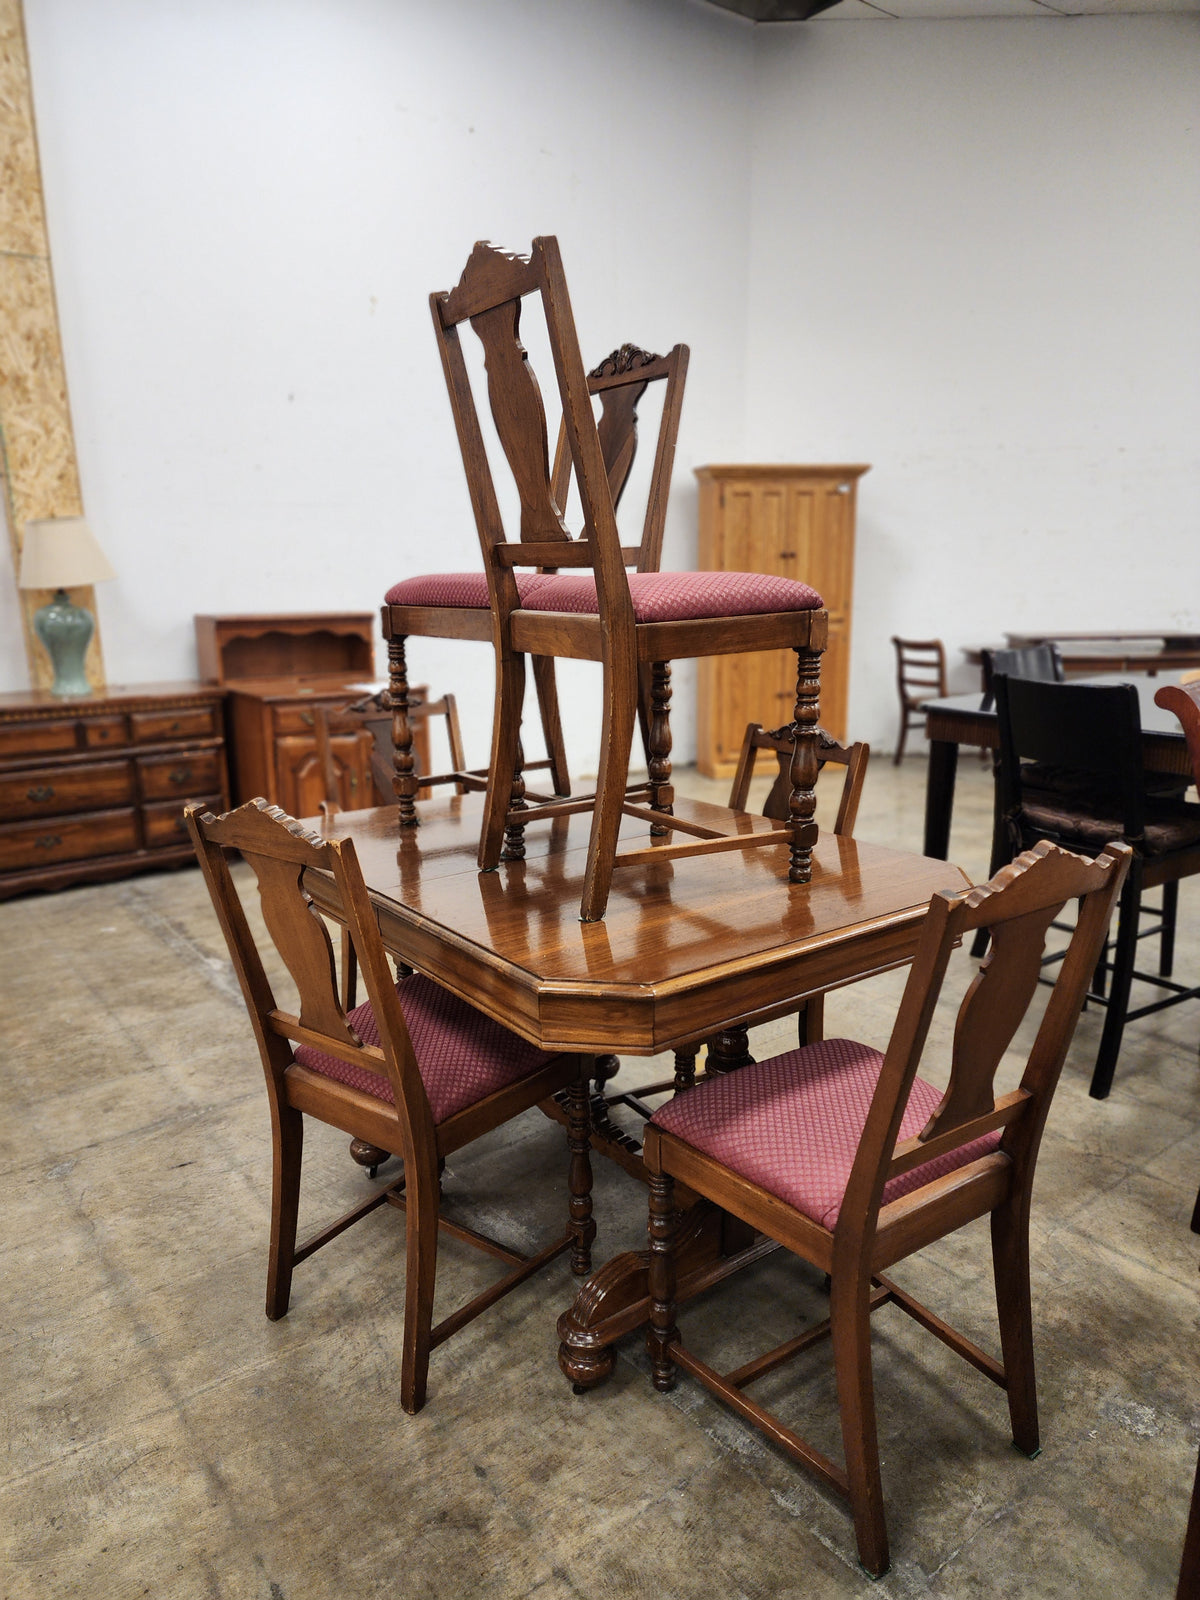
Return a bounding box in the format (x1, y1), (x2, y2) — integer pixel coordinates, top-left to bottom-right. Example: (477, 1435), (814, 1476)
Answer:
(307, 792), (968, 1385)
(921, 671), (1194, 861)
(962, 632), (1200, 679)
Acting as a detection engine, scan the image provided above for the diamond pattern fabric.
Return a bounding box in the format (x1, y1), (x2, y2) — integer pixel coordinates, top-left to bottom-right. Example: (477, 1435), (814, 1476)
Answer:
(292, 972), (553, 1125)
(385, 570), (823, 620)
(650, 1037), (1002, 1230)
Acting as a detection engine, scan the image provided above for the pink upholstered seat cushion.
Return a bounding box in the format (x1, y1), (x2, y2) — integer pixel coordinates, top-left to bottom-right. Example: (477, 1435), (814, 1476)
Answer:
(650, 1038), (1002, 1230)
(385, 570), (824, 620)
(292, 972), (553, 1124)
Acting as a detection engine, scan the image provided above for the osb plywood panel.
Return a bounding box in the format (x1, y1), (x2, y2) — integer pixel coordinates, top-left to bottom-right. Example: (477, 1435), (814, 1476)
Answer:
(0, 0), (101, 689)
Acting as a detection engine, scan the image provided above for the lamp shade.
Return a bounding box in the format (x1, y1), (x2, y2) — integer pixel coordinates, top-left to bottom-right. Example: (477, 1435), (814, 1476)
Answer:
(18, 517), (115, 590)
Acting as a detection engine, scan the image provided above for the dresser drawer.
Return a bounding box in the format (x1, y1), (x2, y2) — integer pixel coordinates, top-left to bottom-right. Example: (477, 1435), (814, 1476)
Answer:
(0, 808), (139, 872)
(0, 718), (78, 760)
(83, 717), (128, 749)
(272, 703), (325, 735)
(0, 760), (135, 821)
(143, 795), (222, 849)
(131, 706), (219, 743)
(138, 749), (222, 801)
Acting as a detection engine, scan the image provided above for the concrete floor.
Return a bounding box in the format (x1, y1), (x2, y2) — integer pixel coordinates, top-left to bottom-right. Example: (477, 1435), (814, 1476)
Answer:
(2, 754), (1197, 1597)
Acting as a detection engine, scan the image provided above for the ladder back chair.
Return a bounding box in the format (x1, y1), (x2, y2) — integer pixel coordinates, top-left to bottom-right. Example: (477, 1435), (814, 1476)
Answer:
(641, 838), (1130, 1577)
(729, 721), (868, 839)
(384, 337), (689, 806)
(186, 797), (594, 1415)
(995, 675), (1200, 1099)
(891, 636), (946, 765)
(396, 236), (827, 921)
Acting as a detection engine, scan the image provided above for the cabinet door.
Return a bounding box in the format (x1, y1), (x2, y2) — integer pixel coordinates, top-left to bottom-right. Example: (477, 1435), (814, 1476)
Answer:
(275, 734), (372, 818)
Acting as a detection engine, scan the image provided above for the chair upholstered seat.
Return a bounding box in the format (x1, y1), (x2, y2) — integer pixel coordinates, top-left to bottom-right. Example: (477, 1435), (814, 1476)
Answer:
(293, 972), (553, 1125)
(386, 569), (823, 623)
(1020, 791), (1200, 857)
(649, 1037), (1002, 1230)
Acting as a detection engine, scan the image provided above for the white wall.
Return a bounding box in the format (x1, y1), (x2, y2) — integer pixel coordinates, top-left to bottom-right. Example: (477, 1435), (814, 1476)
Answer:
(7, 5), (1198, 769)
(7, 0), (753, 773)
(747, 16), (1200, 747)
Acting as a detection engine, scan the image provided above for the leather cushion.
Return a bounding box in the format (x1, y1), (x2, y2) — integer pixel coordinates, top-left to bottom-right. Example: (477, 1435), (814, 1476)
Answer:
(292, 972), (553, 1124)
(386, 570), (824, 620)
(650, 1037), (1001, 1231)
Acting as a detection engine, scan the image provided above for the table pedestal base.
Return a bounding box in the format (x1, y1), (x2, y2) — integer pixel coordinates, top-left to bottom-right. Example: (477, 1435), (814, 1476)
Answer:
(556, 1200), (778, 1390)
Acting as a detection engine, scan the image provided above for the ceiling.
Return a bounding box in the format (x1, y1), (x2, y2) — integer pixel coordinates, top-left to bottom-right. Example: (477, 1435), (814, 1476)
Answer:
(705, 0), (1200, 19)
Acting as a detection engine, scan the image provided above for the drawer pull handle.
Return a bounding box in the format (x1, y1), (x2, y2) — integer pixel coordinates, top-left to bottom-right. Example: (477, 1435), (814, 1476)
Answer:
(300, 712), (315, 728)
(169, 766), (193, 785)
(36, 834), (62, 850)
(349, 774), (358, 790)
(27, 784), (55, 803)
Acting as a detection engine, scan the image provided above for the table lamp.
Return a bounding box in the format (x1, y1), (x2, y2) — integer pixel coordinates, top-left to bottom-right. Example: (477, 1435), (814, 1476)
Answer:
(18, 516), (115, 696)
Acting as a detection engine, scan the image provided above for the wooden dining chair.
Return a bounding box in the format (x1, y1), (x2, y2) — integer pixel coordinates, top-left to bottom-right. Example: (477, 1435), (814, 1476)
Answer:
(995, 675), (1200, 1098)
(185, 796), (594, 1415)
(314, 688), (472, 811)
(388, 236), (827, 921)
(729, 721), (868, 839)
(384, 337), (688, 807)
(641, 838), (1130, 1577)
(890, 636), (946, 765)
(1153, 678), (1200, 1230)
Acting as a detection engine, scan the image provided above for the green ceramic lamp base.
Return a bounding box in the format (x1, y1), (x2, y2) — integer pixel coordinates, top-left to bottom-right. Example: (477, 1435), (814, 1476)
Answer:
(33, 589), (96, 697)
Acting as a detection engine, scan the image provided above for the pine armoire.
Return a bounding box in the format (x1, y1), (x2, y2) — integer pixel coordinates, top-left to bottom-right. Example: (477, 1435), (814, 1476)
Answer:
(695, 463), (868, 778)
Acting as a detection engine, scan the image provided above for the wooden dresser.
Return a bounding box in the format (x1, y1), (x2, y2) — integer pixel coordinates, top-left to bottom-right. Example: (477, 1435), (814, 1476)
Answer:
(695, 463), (868, 777)
(0, 681), (228, 898)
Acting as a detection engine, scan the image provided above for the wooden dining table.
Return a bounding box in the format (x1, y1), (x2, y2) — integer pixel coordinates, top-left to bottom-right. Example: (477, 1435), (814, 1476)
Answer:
(305, 790), (968, 1387)
(921, 670), (1195, 862)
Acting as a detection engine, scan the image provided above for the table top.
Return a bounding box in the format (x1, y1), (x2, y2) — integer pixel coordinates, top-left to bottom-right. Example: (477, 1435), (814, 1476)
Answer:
(306, 794), (968, 1057)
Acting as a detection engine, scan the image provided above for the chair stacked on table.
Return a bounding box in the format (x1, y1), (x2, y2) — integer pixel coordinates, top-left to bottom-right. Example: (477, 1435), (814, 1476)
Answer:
(384, 236), (828, 922)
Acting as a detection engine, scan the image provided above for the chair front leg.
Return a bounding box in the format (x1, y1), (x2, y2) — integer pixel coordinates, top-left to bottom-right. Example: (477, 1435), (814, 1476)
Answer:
(579, 649), (637, 922)
(266, 1103), (303, 1320)
(400, 1151), (442, 1415)
(1089, 862), (1142, 1099)
(647, 659), (674, 835)
(830, 1268), (889, 1578)
(787, 645), (821, 884)
(646, 1170), (679, 1392)
(388, 634), (419, 828)
(502, 732), (528, 862)
(990, 1194), (1040, 1456)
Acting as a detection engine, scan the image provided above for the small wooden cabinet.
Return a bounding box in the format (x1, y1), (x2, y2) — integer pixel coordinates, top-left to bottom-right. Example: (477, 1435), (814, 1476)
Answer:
(195, 613), (400, 811)
(695, 463), (868, 778)
(0, 681), (229, 898)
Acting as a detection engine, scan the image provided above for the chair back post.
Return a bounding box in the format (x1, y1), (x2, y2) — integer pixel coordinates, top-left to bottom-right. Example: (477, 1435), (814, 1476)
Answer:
(980, 642), (1064, 709)
(1155, 681), (1200, 785)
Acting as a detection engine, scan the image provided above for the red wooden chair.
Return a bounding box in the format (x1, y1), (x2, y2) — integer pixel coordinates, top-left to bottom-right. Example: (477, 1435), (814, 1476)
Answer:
(186, 796), (594, 1415)
(387, 237), (827, 921)
(641, 838), (1130, 1576)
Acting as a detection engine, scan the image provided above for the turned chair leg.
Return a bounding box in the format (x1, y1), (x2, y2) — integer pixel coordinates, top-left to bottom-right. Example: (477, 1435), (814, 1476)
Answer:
(566, 1075), (595, 1276)
(388, 634), (419, 827)
(400, 1153), (441, 1415)
(266, 1106), (304, 1320)
(830, 1271), (890, 1579)
(647, 660), (675, 836)
(991, 1196), (1040, 1456)
(646, 1171), (679, 1392)
(787, 646), (821, 885)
